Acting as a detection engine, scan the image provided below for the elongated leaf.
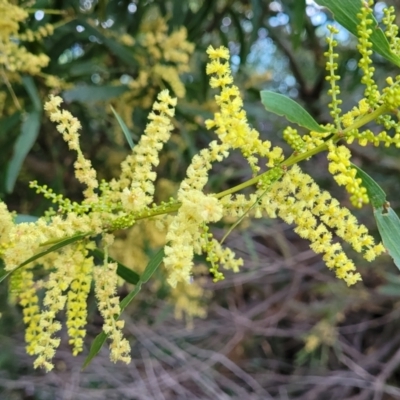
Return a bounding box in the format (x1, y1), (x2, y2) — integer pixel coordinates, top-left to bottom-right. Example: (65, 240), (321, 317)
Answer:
(292, 0), (306, 48)
(82, 247), (164, 369)
(315, 0), (400, 67)
(81, 332), (107, 369)
(69, 60), (105, 77)
(77, 21), (137, 66)
(375, 206), (400, 270)
(15, 214), (39, 224)
(352, 164), (386, 208)
(22, 76), (41, 111)
(91, 248), (140, 285)
(378, 283), (400, 297)
(229, 10), (246, 65)
(0, 112), (21, 139)
(0, 232), (89, 284)
(63, 85), (128, 103)
(140, 247), (164, 283)
(119, 282), (142, 311)
(171, 0), (187, 27)
(186, 0), (216, 39)
(110, 105), (136, 149)
(6, 111), (41, 193)
(250, 0), (263, 47)
(260, 91), (328, 133)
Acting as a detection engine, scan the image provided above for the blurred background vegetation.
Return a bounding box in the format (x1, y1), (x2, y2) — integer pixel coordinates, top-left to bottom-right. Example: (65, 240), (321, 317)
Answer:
(2, 0), (400, 398)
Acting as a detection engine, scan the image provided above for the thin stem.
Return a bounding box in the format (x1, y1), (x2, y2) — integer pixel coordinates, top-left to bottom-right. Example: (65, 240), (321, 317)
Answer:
(36, 104), (392, 236)
(217, 103), (390, 198)
(139, 102), (390, 219)
(0, 67), (22, 112)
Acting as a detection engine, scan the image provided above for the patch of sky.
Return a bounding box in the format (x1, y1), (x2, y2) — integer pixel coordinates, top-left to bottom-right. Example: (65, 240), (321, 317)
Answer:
(222, 16), (231, 27)
(80, 0), (94, 12)
(245, 10), (253, 19)
(316, 22), (350, 44)
(58, 44), (84, 65)
(101, 19), (114, 29)
(241, 20), (253, 33)
(228, 41), (241, 73)
(306, 0), (323, 10)
(374, 2), (388, 22)
(269, 1), (283, 13)
(34, 10), (44, 21)
(91, 73), (101, 84)
(269, 12), (289, 28)
(120, 74), (133, 85)
(246, 29), (293, 95)
(346, 59), (358, 72)
(128, 3), (137, 13)
(89, 35), (103, 44)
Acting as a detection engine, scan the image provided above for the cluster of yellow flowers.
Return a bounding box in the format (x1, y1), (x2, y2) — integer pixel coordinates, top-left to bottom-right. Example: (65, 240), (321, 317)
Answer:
(205, 46), (283, 173)
(327, 142), (369, 208)
(262, 165), (384, 285)
(1, 90), (182, 371)
(114, 16), (195, 130)
(110, 219), (210, 326)
(0, 0), (50, 77)
(357, 0), (379, 106)
(2, 0), (400, 373)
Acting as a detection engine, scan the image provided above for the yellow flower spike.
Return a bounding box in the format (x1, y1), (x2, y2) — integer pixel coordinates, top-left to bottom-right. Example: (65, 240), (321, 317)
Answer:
(206, 45), (230, 60)
(66, 248), (93, 356)
(327, 142), (368, 208)
(283, 126), (306, 153)
(3, 1), (399, 372)
(356, 1), (380, 106)
(45, 96), (99, 202)
(116, 89), (177, 208)
(94, 261), (131, 364)
(205, 45), (284, 172)
(382, 6), (400, 56)
(260, 165), (383, 286)
(325, 25), (342, 130)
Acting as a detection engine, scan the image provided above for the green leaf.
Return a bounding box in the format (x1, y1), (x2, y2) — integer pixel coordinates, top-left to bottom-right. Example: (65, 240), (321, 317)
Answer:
(68, 60), (106, 77)
(110, 105), (136, 149)
(0, 112), (21, 139)
(22, 76), (41, 111)
(77, 21), (137, 66)
(315, 0), (400, 67)
(171, 0), (187, 27)
(378, 283), (400, 297)
(0, 232), (88, 284)
(352, 164), (386, 208)
(81, 332), (107, 370)
(82, 247), (164, 369)
(260, 91), (328, 133)
(116, 263), (140, 285)
(250, 0), (263, 46)
(91, 248), (140, 285)
(291, 0), (306, 48)
(119, 282), (143, 312)
(375, 206), (400, 270)
(6, 111), (41, 193)
(63, 85), (129, 103)
(186, 0), (216, 39)
(139, 247), (164, 283)
(15, 214), (39, 224)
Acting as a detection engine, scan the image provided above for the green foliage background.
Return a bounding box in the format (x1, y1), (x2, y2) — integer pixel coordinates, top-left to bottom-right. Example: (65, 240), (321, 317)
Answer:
(2, 0), (400, 398)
